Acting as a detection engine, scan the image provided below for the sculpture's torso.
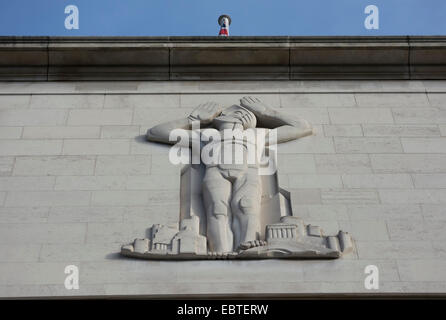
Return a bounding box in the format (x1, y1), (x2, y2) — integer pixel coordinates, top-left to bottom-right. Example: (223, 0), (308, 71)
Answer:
(201, 128), (260, 172)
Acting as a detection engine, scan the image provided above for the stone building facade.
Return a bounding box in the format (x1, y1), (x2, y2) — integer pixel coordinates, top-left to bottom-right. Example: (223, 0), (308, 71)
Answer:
(0, 37), (445, 297)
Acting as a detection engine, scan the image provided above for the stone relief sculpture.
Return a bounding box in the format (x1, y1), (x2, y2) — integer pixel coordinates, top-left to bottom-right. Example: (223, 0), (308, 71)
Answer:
(121, 97), (353, 259)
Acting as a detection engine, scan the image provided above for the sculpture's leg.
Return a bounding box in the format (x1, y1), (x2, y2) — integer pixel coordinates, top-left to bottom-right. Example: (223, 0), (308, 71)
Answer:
(231, 167), (261, 250)
(202, 167), (233, 253)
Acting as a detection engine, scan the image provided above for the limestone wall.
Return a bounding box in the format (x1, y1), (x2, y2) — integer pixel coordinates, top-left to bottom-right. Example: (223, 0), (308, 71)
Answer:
(0, 80), (445, 297)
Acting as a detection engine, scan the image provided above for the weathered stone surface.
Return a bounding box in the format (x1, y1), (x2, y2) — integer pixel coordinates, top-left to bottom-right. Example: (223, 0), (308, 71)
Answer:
(421, 204), (446, 221)
(301, 260), (399, 282)
(427, 93), (446, 108)
(290, 39), (408, 80)
(0, 244), (42, 262)
(413, 174), (446, 188)
(101, 126), (140, 139)
(277, 136), (335, 153)
(48, 206), (124, 223)
(280, 108), (330, 124)
(329, 108), (394, 124)
(62, 139), (130, 155)
(0, 39), (48, 81)
(0, 140), (63, 156)
(181, 94), (280, 109)
(40, 243), (121, 262)
(13, 156), (95, 176)
(49, 43), (169, 80)
(0, 223), (86, 244)
(334, 137), (403, 153)
(371, 154), (446, 173)
(0, 80), (445, 297)
(1, 36), (446, 80)
(0, 109), (67, 126)
(393, 108), (446, 124)
(105, 94), (180, 109)
(347, 204), (423, 221)
(321, 189), (379, 205)
(0, 95), (30, 109)
(133, 107), (193, 126)
(291, 205), (349, 221)
(341, 174), (413, 189)
(95, 155), (151, 175)
(355, 93), (430, 108)
(30, 94), (104, 109)
(68, 109), (133, 126)
(0, 176), (55, 191)
(363, 124), (440, 137)
(338, 221), (389, 241)
(91, 191), (149, 206)
(379, 189), (446, 204)
(86, 222), (153, 244)
(0, 127), (23, 139)
(0, 207), (49, 223)
(315, 154), (372, 173)
(401, 138), (446, 153)
(323, 125), (363, 137)
(0, 192), (5, 206)
(288, 174), (342, 189)
(126, 175), (179, 190)
(23, 126), (100, 139)
(280, 93), (356, 108)
(356, 241), (436, 259)
(171, 47), (289, 80)
(54, 176), (127, 191)
(410, 38), (446, 79)
(5, 191), (91, 207)
(277, 154), (316, 173)
(398, 260), (446, 281)
(151, 154), (181, 174)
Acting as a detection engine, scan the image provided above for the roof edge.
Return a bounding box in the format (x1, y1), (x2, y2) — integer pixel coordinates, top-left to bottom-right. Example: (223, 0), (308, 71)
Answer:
(0, 36), (445, 81)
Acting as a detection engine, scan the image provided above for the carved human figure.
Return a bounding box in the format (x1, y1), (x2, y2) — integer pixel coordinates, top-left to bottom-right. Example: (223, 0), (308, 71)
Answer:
(146, 97), (313, 253)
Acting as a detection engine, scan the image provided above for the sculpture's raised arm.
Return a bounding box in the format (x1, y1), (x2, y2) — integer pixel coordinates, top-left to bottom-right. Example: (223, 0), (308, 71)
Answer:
(146, 102), (223, 146)
(239, 96), (313, 145)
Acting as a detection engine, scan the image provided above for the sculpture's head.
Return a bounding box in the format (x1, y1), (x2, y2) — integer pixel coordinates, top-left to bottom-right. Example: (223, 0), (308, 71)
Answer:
(213, 105), (257, 130)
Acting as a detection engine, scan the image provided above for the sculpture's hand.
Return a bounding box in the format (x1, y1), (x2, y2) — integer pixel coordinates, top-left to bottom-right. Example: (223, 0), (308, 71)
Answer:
(239, 96), (271, 116)
(241, 96), (312, 140)
(188, 102), (223, 125)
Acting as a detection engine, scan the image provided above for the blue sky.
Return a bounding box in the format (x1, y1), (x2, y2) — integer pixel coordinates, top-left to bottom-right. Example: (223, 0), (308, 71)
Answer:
(0, 0), (445, 36)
